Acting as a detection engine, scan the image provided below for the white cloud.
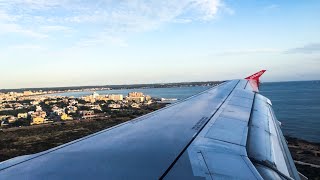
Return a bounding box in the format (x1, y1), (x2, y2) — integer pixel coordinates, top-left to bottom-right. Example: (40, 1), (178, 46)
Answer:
(219, 48), (282, 56)
(0, 10), (16, 21)
(219, 44), (320, 56)
(263, 4), (279, 12)
(59, 1), (225, 28)
(0, 0), (229, 46)
(40, 25), (72, 33)
(0, 0), (65, 10)
(0, 23), (48, 38)
(171, 18), (193, 24)
(0, 8), (48, 38)
(75, 34), (128, 48)
(193, 0), (222, 20)
(8, 44), (46, 51)
(285, 43), (320, 54)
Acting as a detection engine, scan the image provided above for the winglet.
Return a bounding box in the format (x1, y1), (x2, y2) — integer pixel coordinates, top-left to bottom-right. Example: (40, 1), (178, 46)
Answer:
(245, 70), (266, 82)
(245, 70), (266, 92)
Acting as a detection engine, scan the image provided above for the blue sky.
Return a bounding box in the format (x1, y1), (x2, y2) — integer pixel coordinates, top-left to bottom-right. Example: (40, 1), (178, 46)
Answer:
(0, 0), (319, 89)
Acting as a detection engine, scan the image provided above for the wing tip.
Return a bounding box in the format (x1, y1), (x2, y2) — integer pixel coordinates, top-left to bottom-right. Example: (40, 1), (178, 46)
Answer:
(245, 70), (267, 92)
(245, 70), (267, 80)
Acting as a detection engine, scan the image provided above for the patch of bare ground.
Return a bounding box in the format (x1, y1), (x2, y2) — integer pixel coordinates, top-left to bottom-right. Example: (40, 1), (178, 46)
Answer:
(286, 136), (320, 179)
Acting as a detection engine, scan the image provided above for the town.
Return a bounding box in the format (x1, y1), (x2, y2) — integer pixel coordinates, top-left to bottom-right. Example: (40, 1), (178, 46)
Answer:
(0, 91), (163, 128)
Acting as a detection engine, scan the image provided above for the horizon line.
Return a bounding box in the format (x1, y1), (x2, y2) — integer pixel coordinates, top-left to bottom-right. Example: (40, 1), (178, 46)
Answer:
(1, 79), (320, 91)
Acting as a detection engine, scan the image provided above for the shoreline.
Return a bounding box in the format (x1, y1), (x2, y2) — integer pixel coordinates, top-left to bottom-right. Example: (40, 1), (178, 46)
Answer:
(0, 81), (222, 94)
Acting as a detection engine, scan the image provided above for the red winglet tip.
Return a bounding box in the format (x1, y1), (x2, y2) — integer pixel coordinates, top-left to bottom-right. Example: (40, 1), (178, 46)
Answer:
(245, 70), (267, 92)
(245, 70), (266, 80)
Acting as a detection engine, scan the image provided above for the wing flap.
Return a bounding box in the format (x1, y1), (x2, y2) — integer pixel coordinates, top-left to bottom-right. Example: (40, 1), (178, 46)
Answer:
(247, 94), (300, 179)
(165, 80), (263, 179)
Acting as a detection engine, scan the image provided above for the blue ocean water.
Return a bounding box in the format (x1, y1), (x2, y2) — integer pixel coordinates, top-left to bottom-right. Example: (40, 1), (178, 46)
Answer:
(49, 86), (211, 100)
(259, 81), (320, 143)
(51, 81), (320, 143)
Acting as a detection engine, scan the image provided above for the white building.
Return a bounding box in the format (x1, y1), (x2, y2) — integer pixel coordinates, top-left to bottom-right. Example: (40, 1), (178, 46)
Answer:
(108, 94), (123, 101)
(108, 104), (121, 109)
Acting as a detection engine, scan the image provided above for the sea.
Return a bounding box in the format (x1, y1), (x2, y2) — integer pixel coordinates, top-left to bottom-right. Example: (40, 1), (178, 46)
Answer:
(50, 81), (320, 143)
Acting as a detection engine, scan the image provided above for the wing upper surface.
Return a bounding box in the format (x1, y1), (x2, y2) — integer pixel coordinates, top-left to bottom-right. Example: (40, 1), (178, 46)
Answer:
(0, 80), (239, 179)
(0, 77), (300, 180)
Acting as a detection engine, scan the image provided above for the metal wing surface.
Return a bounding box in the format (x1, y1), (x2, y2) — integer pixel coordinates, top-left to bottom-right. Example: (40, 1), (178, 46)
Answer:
(0, 70), (301, 180)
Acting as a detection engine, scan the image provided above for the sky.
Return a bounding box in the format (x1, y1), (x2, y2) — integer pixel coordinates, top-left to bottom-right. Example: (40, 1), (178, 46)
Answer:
(0, 0), (320, 89)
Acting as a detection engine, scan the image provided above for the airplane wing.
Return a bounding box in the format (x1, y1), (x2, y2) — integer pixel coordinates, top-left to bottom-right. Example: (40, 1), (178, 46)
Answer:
(0, 70), (302, 180)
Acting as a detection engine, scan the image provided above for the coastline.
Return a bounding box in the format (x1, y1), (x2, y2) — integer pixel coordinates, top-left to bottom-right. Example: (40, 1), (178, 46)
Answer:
(0, 81), (222, 94)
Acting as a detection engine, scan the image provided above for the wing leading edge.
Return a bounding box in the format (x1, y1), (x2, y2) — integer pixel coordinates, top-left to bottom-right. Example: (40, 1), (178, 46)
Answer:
(0, 70), (301, 180)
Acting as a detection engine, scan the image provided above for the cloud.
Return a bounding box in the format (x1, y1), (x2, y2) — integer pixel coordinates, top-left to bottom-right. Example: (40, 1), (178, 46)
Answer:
(1, 0), (226, 24)
(218, 48), (281, 56)
(0, 10), (16, 21)
(285, 43), (320, 54)
(171, 18), (193, 24)
(0, 0), (229, 47)
(0, 8), (48, 38)
(75, 34), (128, 48)
(60, 1), (225, 29)
(40, 25), (72, 32)
(8, 44), (46, 51)
(0, 0), (65, 10)
(263, 4), (279, 12)
(219, 43), (320, 56)
(0, 23), (48, 38)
